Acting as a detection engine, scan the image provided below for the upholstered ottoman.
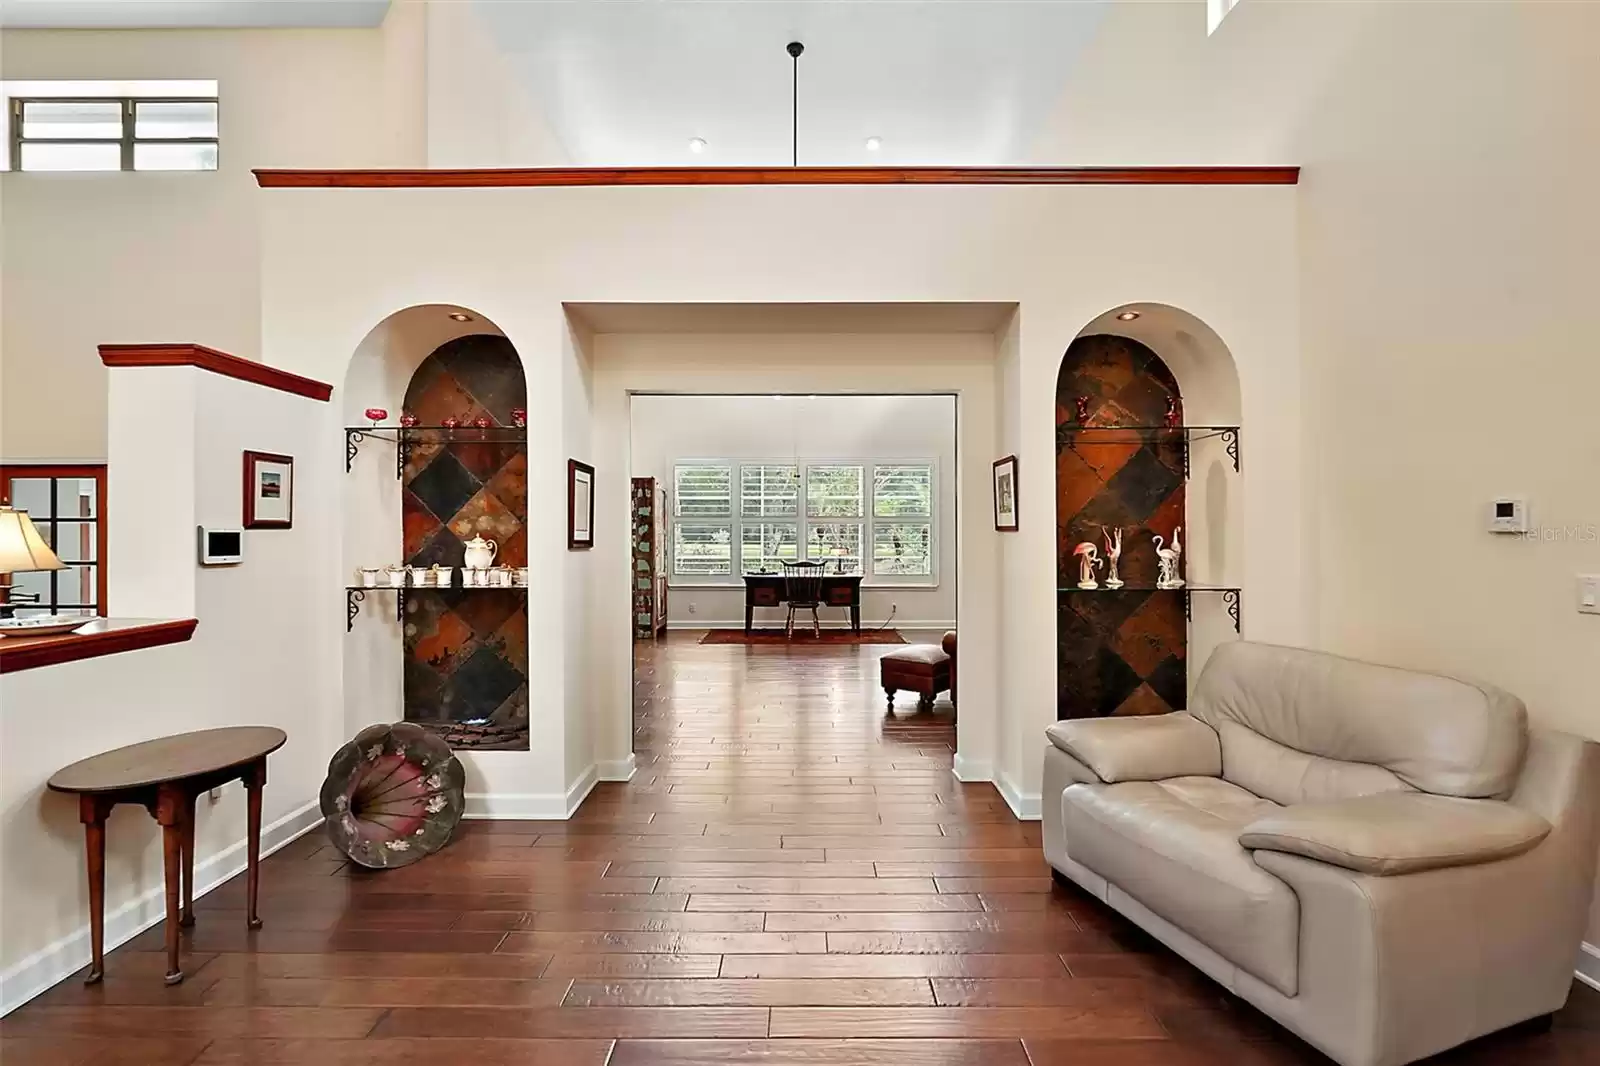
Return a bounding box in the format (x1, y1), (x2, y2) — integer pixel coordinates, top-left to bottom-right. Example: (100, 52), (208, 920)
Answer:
(880, 644), (952, 712)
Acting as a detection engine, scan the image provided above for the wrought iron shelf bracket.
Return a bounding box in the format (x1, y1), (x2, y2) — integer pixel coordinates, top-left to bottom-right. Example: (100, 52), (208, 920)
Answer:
(345, 586), (405, 632)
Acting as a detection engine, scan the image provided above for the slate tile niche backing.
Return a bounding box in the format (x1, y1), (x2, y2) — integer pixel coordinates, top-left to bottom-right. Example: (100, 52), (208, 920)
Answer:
(400, 335), (530, 751)
(1056, 334), (1187, 720)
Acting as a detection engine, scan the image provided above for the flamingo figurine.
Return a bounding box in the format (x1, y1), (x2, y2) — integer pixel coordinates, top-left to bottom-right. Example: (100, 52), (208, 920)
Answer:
(1153, 526), (1185, 589)
(1102, 526), (1124, 588)
(1072, 542), (1103, 589)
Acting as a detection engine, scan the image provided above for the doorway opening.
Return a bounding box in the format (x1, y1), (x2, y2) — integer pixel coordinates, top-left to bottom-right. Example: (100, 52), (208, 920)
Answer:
(626, 392), (959, 766)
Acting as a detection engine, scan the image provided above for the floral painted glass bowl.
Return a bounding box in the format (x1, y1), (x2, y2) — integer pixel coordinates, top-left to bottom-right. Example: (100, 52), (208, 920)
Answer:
(318, 722), (465, 868)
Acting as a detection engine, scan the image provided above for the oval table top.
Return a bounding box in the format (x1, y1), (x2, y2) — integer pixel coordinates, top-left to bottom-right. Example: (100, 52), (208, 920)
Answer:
(48, 726), (288, 794)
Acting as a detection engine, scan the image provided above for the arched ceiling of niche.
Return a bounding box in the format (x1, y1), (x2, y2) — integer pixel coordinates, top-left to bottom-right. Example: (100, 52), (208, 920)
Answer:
(1076, 303), (1242, 426)
(342, 304), (509, 423)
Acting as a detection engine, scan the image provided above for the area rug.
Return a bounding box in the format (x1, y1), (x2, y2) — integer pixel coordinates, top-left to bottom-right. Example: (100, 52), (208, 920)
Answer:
(700, 628), (908, 646)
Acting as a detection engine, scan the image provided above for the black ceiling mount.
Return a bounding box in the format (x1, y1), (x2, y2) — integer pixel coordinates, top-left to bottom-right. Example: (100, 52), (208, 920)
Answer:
(787, 41), (805, 166)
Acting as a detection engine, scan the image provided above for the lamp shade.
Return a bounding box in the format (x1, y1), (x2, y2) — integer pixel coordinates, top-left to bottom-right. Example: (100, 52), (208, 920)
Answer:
(0, 506), (66, 573)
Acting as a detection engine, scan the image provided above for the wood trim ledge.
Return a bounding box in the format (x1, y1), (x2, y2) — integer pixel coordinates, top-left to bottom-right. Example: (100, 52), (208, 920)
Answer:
(0, 618), (199, 675)
(254, 166), (1300, 189)
(99, 344), (333, 402)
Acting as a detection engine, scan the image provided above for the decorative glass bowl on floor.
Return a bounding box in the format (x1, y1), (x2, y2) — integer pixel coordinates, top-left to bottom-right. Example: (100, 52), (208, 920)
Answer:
(319, 722), (466, 868)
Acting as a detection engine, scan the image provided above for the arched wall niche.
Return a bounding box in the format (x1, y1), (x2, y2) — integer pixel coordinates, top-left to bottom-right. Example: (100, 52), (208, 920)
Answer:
(1055, 302), (1243, 719)
(340, 304), (531, 752)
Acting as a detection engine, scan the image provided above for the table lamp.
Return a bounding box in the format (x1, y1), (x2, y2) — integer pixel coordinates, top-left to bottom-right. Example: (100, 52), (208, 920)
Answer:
(0, 504), (83, 635)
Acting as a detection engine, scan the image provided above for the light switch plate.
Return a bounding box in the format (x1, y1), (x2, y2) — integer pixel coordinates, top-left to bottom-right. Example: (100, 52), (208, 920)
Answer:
(1580, 575), (1600, 616)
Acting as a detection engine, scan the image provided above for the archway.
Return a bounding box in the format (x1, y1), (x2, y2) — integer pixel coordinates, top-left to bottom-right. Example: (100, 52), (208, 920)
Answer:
(1055, 303), (1242, 720)
(340, 304), (530, 751)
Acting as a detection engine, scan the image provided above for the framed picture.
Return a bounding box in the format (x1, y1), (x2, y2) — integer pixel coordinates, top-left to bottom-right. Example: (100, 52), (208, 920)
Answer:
(243, 451), (294, 529)
(993, 455), (1018, 532)
(568, 459), (595, 550)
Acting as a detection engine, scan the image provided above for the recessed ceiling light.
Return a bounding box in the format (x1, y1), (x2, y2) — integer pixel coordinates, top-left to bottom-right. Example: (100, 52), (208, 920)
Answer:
(689, 137), (707, 154)
(448, 312), (473, 322)
(864, 137), (882, 152)
(1116, 311), (1141, 321)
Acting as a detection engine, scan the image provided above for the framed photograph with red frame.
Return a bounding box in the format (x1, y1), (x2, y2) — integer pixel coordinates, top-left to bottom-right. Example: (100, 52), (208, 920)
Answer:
(243, 451), (295, 529)
(993, 455), (1019, 532)
(568, 459), (595, 550)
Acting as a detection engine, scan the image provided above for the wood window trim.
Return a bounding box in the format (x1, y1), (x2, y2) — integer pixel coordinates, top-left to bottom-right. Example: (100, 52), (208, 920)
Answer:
(98, 343), (333, 402)
(254, 165), (1301, 189)
(0, 464), (110, 616)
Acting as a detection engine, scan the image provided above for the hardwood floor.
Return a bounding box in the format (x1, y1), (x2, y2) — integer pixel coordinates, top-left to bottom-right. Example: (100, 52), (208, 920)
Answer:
(4, 629), (1595, 1065)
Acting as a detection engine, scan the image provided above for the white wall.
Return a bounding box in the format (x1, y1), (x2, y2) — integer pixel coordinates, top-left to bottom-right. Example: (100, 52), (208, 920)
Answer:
(254, 183), (1302, 817)
(0, 364), (333, 1014)
(1282, 1), (1600, 952)
(0, 25), (423, 462)
(1026, 0), (1600, 948)
(629, 390), (959, 630)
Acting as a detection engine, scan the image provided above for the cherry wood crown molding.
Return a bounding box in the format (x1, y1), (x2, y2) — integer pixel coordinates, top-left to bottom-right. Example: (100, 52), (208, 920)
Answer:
(254, 165), (1300, 189)
(99, 344), (333, 402)
(0, 618), (198, 674)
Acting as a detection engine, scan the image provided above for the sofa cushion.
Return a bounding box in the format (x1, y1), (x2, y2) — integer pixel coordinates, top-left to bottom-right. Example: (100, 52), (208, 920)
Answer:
(1190, 642), (1528, 800)
(1061, 776), (1300, 996)
(1046, 713), (1221, 783)
(1215, 718), (1416, 807)
(1239, 792), (1551, 876)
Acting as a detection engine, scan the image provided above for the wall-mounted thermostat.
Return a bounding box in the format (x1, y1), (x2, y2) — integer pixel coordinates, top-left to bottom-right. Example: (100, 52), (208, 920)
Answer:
(198, 526), (244, 566)
(1487, 497), (1529, 534)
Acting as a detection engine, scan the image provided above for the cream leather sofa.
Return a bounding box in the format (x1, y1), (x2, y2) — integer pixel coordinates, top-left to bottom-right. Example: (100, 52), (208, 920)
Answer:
(1042, 641), (1599, 1066)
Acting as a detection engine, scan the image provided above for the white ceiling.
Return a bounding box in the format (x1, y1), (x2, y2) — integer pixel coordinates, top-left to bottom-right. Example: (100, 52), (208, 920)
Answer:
(0, 1), (391, 29)
(475, 0), (1113, 166)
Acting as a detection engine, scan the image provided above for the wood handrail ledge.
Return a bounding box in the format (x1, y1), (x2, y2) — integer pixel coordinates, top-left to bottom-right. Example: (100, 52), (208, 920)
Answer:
(99, 344), (334, 402)
(254, 165), (1300, 189)
(0, 618), (199, 674)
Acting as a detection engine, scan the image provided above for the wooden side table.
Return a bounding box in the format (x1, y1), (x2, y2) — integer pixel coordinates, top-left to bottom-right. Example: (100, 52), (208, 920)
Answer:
(47, 726), (288, 985)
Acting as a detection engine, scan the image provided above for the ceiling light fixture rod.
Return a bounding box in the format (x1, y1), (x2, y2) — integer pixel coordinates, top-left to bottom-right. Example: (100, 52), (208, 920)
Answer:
(787, 41), (804, 167)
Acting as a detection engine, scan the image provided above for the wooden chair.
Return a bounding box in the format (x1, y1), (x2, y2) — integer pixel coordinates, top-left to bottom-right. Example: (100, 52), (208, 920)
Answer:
(780, 560), (826, 638)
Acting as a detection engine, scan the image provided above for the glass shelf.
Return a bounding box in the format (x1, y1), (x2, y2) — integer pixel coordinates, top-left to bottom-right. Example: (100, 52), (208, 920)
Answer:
(1057, 584), (1242, 633)
(344, 425), (528, 478)
(1055, 424), (1240, 474)
(345, 584), (527, 631)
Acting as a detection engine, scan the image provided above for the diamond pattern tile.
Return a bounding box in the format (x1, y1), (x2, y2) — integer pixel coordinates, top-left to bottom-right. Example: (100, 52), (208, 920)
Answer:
(1056, 334), (1187, 720)
(400, 335), (529, 750)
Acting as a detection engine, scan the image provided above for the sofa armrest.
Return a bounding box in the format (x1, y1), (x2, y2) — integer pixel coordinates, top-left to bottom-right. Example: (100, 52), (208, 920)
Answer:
(1043, 713), (1220, 783)
(1239, 792), (1550, 876)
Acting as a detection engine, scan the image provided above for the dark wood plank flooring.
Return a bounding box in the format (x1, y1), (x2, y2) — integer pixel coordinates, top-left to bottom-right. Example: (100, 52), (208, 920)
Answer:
(3, 630), (1595, 1064)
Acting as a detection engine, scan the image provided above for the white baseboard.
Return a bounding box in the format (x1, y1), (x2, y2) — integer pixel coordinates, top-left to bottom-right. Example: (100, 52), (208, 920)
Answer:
(597, 753), (637, 782)
(0, 799), (323, 1018)
(565, 764), (599, 814)
(951, 752), (992, 782)
(464, 764), (600, 820)
(1578, 941), (1600, 992)
(996, 770), (1041, 821)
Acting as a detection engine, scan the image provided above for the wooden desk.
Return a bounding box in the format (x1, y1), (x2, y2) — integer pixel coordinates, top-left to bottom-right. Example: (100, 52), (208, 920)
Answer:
(743, 574), (864, 633)
(47, 726), (287, 985)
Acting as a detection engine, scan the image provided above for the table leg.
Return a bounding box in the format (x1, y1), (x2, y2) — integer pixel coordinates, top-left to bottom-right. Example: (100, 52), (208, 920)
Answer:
(154, 785), (185, 985)
(78, 795), (108, 985)
(179, 791), (197, 928)
(244, 759), (265, 930)
(744, 602), (754, 633)
(851, 604), (861, 634)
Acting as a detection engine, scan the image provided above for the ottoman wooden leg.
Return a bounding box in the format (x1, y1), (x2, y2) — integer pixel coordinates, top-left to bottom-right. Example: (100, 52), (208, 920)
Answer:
(884, 685), (897, 710)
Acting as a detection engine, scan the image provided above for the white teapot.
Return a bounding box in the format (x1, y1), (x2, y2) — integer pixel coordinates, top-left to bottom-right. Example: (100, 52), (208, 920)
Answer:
(462, 535), (498, 570)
